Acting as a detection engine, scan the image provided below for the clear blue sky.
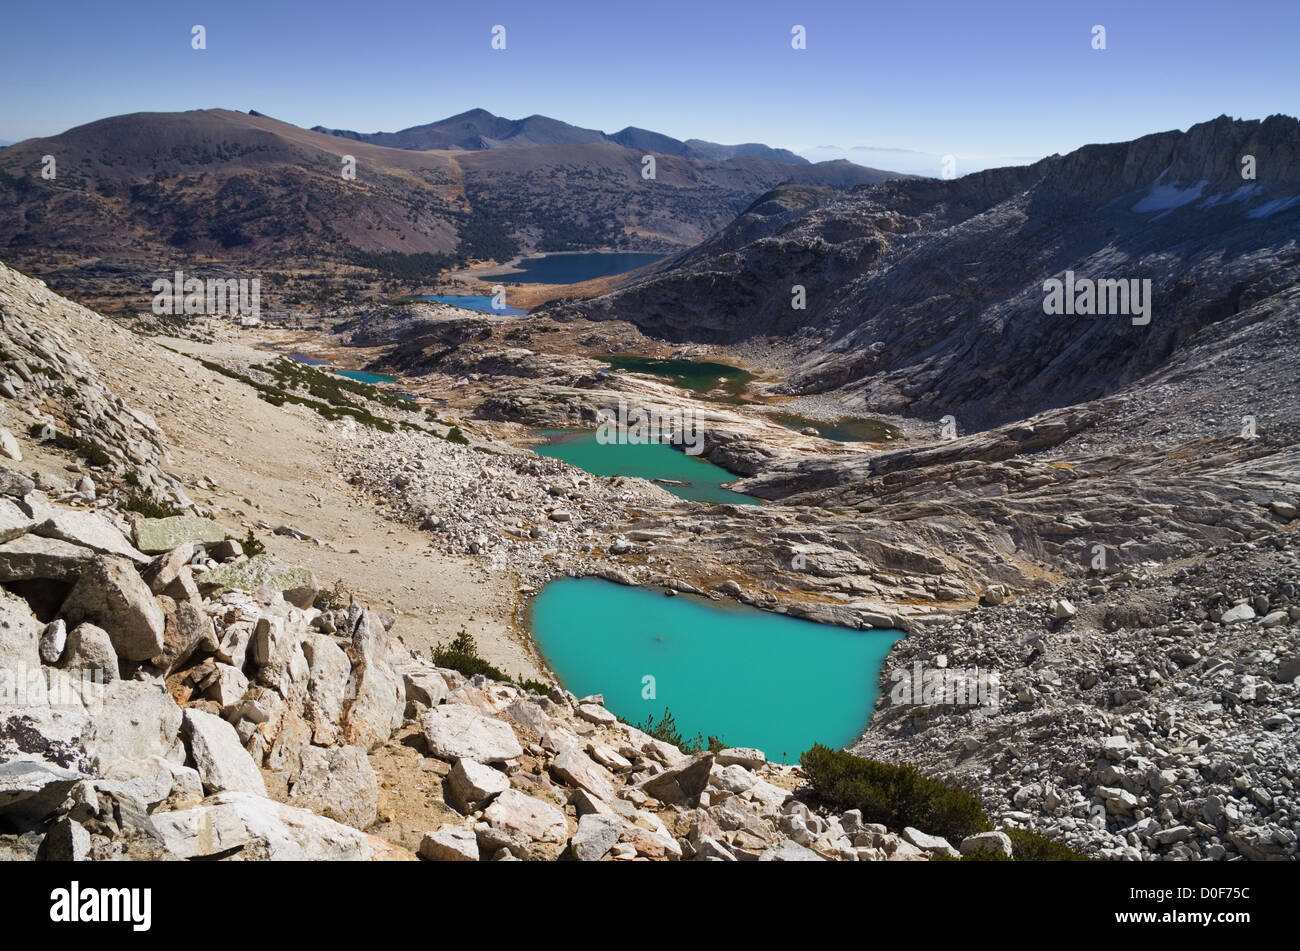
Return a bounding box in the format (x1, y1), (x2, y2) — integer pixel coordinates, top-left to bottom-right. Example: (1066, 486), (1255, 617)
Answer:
(2, 0), (1295, 172)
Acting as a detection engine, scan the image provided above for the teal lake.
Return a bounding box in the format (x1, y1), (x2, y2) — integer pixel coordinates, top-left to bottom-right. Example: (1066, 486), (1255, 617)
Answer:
(534, 430), (758, 505)
(288, 353), (398, 385)
(529, 577), (905, 761)
(334, 368), (395, 384)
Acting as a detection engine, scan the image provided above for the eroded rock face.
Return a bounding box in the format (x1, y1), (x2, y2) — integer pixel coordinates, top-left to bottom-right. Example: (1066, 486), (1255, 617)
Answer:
(153, 595), (213, 675)
(418, 827), (479, 862)
(29, 506), (148, 564)
(445, 758), (510, 814)
(0, 587), (42, 673)
(81, 681), (186, 774)
(60, 622), (119, 682)
(302, 634), (351, 745)
(481, 788), (568, 850)
(342, 612), (405, 750)
(0, 533), (95, 583)
(133, 516), (227, 555)
(636, 752), (714, 806)
(571, 813), (622, 861)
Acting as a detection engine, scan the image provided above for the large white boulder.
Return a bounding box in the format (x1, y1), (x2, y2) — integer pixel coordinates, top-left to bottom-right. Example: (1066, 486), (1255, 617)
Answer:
(420, 704), (522, 764)
(182, 708), (267, 796)
(150, 792), (410, 860)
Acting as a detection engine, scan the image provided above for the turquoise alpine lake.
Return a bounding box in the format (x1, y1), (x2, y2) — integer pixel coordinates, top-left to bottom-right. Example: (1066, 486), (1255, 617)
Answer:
(332, 368), (396, 384)
(529, 577), (905, 761)
(286, 353), (397, 385)
(533, 430), (758, 505)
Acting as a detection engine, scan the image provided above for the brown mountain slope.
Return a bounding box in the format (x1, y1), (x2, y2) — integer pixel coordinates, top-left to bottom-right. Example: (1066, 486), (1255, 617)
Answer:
(0, 108), (907, 309)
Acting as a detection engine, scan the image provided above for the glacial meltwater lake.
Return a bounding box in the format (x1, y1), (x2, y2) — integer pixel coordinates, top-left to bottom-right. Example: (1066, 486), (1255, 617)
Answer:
(287, 353), (397, 384)
(534, 430), (758, 505)
(530, 577), (904, 760)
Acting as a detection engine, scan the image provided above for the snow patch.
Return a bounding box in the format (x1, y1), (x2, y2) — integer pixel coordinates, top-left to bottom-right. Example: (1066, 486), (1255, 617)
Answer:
(1246, 195), (1300, 219)
(1132, 178), (1208, 216)
(1197, 184), (1261, 209)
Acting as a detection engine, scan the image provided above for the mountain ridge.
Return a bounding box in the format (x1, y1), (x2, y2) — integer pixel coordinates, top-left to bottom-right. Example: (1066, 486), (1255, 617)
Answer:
(311, 107), (812, 165)
(0, 107), (905, 307)
(562, 114), (1300, 429)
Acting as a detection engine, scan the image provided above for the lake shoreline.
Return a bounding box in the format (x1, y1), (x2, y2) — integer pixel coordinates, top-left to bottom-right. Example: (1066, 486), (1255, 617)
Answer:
(527, 575), (906, 758)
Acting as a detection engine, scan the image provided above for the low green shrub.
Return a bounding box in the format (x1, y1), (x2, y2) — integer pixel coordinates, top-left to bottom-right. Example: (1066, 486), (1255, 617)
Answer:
(241, 529), (266, 557)
(636, 707), (724, 755)
(431, 627), (552, 693)
(121, 490), (182, 519)
(936, 827), (1091, 861)
(432, 627), (510, 681)
(1004, 827), (1091, 861)
(799, 744), (992, 842)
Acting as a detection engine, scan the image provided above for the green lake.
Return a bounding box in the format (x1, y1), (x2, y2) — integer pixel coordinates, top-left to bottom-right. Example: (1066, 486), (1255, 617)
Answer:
(529, 577), (905, 761)
(768, 412), (899, 443)
(534, 430), (758, 505)
(602, 355), (753, 400)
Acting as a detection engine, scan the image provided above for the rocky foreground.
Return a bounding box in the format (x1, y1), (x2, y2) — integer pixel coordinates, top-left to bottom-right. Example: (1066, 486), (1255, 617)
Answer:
(0, 481), (996, 862)
(857, 537), (1300, 861)
(2, 245), (1299, 862)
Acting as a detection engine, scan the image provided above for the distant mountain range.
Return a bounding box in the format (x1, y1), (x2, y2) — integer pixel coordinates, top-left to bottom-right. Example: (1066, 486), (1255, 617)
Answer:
(310, 108), (811, 166)
(0, 108), (907, 304)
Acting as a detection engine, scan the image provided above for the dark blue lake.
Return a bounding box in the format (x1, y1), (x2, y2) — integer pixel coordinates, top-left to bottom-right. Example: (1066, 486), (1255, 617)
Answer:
(422, 295), (527, 315)
(502, 252), (664, 284)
